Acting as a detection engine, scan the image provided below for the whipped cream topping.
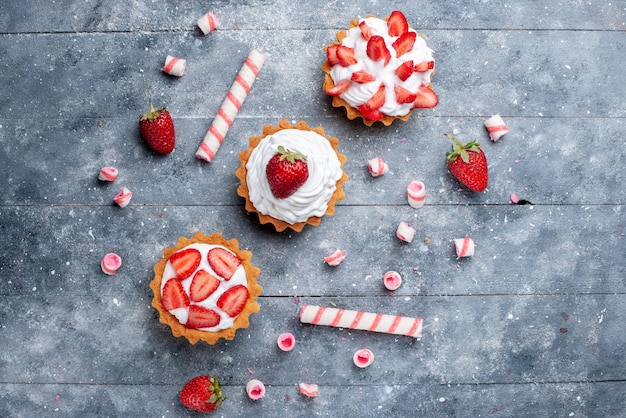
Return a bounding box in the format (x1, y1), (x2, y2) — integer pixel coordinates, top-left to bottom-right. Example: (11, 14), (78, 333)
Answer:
(246, 129), (342, 224)
(161, 243), (247, 331)
(330, 16), (435, 117)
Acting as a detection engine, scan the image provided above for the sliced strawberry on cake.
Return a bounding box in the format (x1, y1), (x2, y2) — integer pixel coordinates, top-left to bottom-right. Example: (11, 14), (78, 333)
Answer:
(186, 305), (221, 329)
(208, 247), (242, 280)
(169, 248), (201, 280)
(217, 285), (249, 317)
(162, 279), (190, 311)
(387, 10), (409, 36)
(190, 269), (221, 302)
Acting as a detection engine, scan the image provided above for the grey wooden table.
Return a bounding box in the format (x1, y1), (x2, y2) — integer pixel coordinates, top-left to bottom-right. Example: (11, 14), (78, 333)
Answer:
(1, 1), (625, 417)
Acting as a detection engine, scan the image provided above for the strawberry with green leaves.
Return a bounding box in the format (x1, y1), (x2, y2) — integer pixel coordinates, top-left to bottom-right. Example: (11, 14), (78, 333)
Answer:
(445, 134), (489, 192)
(266, 146), (309, 198)
(139, 100), (176, 154)
(180, 375), (226, 413)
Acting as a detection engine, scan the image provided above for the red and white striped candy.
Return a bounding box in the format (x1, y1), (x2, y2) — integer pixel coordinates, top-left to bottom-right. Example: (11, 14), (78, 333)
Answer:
(353, 348), (375, 368)
(98, 167), (118, 182)
(299, 304), (423, 339)
(407, 180), (426, 208)
(298, 383), (319, 398)
(196, 50), (266, 162)
(113, 187), (132, 208)
(101, 253), (122, 275)
(197, 11), (219, 34)
(383, 271), (402, 291)
(396, 221), (416, 243)
(162, 55), (186, 77)
(324, 249), (346, 266)
(367, 156), (389, 177)
(484, 114), (509, 142)
(454, 237), (475, 258)
(246, 379), (266, 400)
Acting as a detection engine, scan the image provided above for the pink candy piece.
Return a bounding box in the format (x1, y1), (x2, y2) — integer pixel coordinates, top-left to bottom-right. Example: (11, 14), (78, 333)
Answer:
(407, 180), (426, 208)
(454, 237), (475, 258)
(383, 271), (402, 291)
(246, 379), (266, 400)
(98, 167), (118, 182)
(197, 11), (219, 34)
(367, 156), (389, 177)
(353, 348), (375, 368)
(300, 304), (423, 339)
(101, 253), (122, 275)
(113, 187), (132, 208)
(196, 50), (266, 162)
(484, 114), (509, 142)
(510, 193), (520, 204)
(162, 55), (186, 77)
(298, 383), (319, 398)
(324, 249), (346, 266)
(277, 332), (296, 351)
(396, 221), (416, 243)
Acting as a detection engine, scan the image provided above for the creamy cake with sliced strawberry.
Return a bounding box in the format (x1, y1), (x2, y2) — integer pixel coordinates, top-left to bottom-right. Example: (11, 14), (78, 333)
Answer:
(323, 10), (438, 126)
(150, 231), (262, 344)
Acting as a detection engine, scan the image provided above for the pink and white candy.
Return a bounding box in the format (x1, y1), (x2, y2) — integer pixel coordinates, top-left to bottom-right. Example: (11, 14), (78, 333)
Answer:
(113, 187), (132, 208)
(484, 114), (509, 142)
(162, 55), (186, 77)
(196, 50), (266, 162)
(298, 383), (319, 398)
(454, 237), (475, 258)
(396, 221), (416, 243)
(324, 249), (346, 266)
(367, 156), (389, 177)
(353, 349), (375, 368)
(383, 271), (402, 291)
(246, 379), (266, 400)
(407, 180), (426, 208)
(101, 253), (122, 275)
(299, 304), (423, 339)
(98, 167), (118, 182)
(197, 11), (219, 34)
(277, 332), (296, 351)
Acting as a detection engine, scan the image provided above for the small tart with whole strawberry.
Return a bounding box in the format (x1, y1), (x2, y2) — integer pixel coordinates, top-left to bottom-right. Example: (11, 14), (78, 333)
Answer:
(235, 119), (348, 232)
(150, 231), (262, 344)
(322, 10), (438, 126)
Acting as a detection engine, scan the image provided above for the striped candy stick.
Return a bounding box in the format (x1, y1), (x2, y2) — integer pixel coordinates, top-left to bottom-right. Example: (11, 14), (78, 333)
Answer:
(196, 50), (266, 162)
(484, 114), (509, 141)
(299, 304), (423, 339)
(162, 55), (186, 77)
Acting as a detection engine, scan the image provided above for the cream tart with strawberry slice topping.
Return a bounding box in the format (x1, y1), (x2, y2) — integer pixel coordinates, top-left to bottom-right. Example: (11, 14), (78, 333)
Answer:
(235, 119), (348, 232)
(150, 231), (262, 344)
(323, 10), (438, 126)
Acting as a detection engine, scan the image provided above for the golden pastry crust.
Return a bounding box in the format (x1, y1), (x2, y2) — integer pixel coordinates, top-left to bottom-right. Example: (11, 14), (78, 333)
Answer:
(150, 231), (262, 345)
(235, 119), (348, 232)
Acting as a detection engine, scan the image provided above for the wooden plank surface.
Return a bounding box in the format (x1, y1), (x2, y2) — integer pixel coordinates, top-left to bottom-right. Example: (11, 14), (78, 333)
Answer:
(0, 1), (624, 417)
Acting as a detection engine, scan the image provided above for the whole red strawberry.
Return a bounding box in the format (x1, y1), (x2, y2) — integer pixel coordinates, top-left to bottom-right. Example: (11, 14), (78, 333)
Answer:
(265, 145), (309, 198)
(445, 134), (488, 192)
(180, 375), (225, 413)
(139, 100), (175, 154)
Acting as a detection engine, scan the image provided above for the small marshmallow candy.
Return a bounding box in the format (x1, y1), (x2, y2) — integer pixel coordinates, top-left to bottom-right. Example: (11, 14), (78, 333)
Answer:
(98, 167), (118, 182)
(197, 12), (219, 34)
(162, 55), (186, 77)
(367, 157), (389, 177)
(484, 114), (509, 142)
(407, 180), (426, 208)
(299, 383), (319, 398)
(101, 253), (122, 275)
(454, 237), (475, 258)
(396, 222), (416, 243)
(324, 249), (346, 266)
(383, 271), (402, 291)
(277, 332), (296, 351)
(353, 349), (375, 368)
(114, 187), (132, 208)
(246, 379), (266, 400)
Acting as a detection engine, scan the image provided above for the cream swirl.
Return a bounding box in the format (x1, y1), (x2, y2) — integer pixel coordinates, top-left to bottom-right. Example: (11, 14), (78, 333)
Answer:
(329, 16), (435, 117)
(246, 129), (342, 224)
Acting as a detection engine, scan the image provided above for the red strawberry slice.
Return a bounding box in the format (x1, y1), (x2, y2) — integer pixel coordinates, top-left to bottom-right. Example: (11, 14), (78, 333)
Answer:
(326, 45), (340, 66)
(358, 20), (372, 40)
(216, 285), (249, 317)
(186, 305), (221, 329)
(190, 269), (221, 302)
(169, 248), (201, 280)
(162, 279), (190, 311)
(325, 79), (351, 96)
(394, 85), (417, 104)
(392, 31), (416, 58)
(208, 247), (241, 280)
(395, 60), (414, 81)
(387, 10), (409, 37)
(413, 85), (439, 108)
(366, 36), (391, 66)
(351, 71), (376, 83)
(414, 60), (435, 72)
(357, 106), (383, 122)
(362, 83), (386, 111)
(336, 46), (358, 66)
